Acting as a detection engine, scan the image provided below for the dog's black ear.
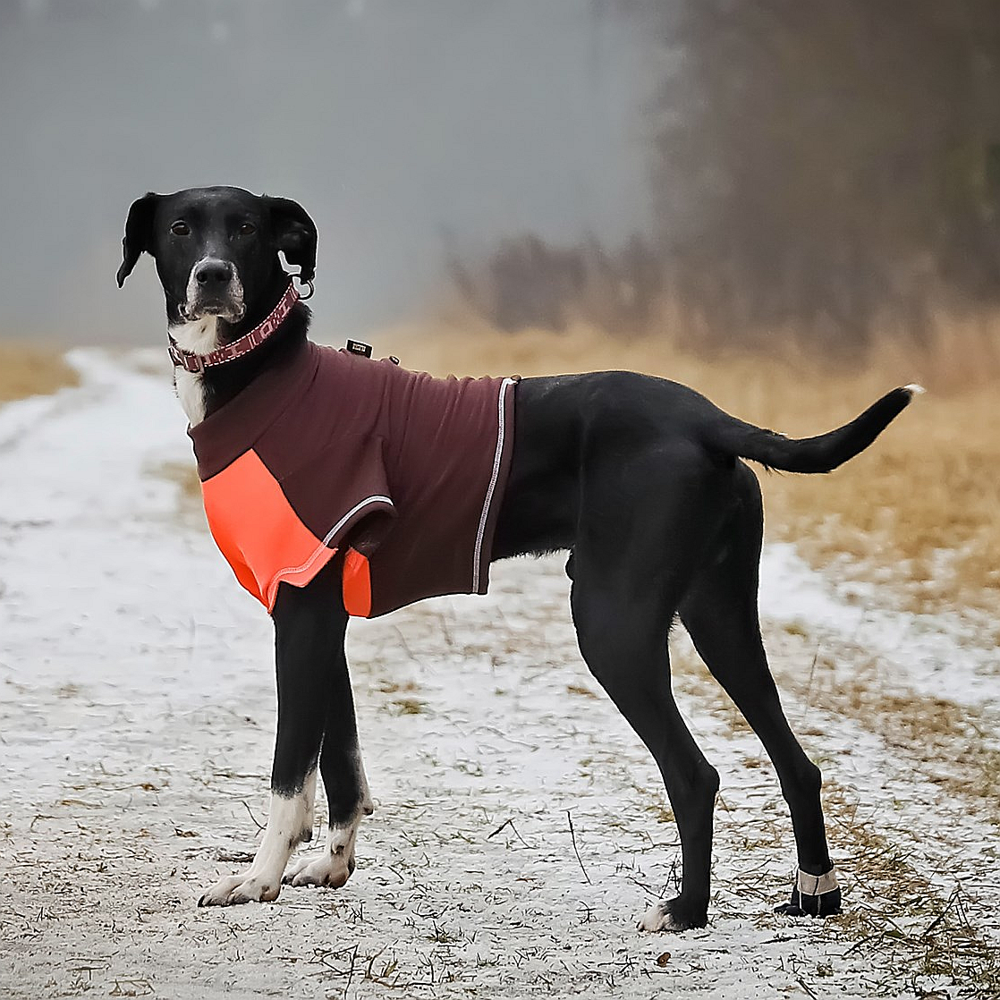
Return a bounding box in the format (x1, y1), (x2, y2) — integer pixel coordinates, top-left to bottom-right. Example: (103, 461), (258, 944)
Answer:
(265, 196), (317, 282)
(117, 193), (161, 287)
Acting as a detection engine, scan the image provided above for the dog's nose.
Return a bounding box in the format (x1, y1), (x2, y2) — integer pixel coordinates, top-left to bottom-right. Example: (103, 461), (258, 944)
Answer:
(194, 259), (233, 286)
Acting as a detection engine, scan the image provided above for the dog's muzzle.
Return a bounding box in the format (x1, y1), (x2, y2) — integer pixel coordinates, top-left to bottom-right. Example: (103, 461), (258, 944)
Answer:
(183, 258), (246, 322)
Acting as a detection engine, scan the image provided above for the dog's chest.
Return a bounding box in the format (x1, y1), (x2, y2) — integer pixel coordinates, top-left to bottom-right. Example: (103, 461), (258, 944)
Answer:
(170, 318), (218, 425)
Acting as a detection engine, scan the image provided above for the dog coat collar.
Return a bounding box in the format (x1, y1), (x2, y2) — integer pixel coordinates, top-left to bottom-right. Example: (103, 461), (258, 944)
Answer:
(168, 279), (300, 374)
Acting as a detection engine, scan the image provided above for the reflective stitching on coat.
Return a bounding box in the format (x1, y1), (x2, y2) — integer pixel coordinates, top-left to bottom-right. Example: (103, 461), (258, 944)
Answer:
(265, 543), (338, 609)
(472, 377), (515, 592)
(321, 495), (394, 547)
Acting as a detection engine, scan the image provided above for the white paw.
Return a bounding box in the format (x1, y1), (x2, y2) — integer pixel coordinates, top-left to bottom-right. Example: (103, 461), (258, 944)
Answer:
(283, 847), (355, 888)
(198, 870), (282, 907)
(637, 901), (687, 933)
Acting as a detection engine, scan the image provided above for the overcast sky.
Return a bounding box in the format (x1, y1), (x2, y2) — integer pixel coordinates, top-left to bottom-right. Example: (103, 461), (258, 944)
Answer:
(1, 0), (658, 344)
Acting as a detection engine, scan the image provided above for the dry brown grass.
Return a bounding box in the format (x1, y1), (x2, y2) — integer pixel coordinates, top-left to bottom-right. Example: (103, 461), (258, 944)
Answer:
(375, 311), (999, 615)
(820, 780), (1000, 995)
(667, 628), (1000, 989)
(675, 620), (1000, 821)
(775, 641), (1000, 822)
(0, 342), (78, 404)
(670, 626), (1000, 991)
(148, 460), (204, 530)
(153, 459), (201, 500)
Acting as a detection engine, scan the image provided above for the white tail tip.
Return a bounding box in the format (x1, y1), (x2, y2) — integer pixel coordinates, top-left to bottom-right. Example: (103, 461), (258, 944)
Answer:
(903, 383), (925, 396)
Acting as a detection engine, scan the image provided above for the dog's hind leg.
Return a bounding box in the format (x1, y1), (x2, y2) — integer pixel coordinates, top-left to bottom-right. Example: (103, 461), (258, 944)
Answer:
(679, 463), (841, 918)
(570, 453), (730, 931)
(572, 574), (719, 931)
(199, 560), (349, 906)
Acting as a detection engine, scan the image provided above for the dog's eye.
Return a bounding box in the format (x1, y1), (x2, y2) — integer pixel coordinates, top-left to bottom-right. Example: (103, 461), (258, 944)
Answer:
(237, 222), (256, 236)
(170, 221), (191, 237)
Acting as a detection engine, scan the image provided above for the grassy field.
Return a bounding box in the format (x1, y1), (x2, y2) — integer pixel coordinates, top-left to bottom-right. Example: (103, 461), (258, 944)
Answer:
(0, 342), (78, 405)
(385, 314), (999, 617)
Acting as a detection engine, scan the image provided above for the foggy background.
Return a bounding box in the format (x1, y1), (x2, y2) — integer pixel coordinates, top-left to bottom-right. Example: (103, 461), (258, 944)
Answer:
(4, 0), (1000, 354)
(0, 0), (656, 344)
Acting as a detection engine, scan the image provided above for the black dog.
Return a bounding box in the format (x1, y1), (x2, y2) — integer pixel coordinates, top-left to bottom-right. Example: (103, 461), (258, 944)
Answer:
(118, 186), (917, 930)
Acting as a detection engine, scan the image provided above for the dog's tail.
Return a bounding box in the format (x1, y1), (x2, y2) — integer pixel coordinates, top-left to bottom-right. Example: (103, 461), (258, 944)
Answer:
(704, 384), (922, 474)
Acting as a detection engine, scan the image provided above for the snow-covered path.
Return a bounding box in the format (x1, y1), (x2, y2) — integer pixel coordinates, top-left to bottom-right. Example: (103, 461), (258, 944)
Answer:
(1, 354), (997, 999)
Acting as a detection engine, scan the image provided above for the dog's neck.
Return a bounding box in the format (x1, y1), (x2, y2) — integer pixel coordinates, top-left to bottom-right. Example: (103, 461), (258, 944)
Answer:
(167, 277), (310, 426)
(170, 317), (220, 424)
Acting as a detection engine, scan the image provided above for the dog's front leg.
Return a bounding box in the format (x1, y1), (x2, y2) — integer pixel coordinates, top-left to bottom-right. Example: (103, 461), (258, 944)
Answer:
(283, 597), (374, 889)
(199, 561), (347, 906)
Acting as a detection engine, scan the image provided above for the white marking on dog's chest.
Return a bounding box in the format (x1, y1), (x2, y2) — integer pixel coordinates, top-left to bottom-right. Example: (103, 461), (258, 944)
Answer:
(169, 317), (218, 426)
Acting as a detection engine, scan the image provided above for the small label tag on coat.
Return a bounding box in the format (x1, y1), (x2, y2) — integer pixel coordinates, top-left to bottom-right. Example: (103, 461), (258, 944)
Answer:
(346, 339), (373, 358)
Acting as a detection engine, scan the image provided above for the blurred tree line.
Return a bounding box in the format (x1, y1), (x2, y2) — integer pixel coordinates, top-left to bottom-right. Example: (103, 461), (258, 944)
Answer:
(454, 0), (1000, 350)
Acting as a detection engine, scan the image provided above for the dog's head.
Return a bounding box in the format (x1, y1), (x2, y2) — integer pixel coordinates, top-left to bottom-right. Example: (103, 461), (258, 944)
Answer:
(116, 186), (316, 325)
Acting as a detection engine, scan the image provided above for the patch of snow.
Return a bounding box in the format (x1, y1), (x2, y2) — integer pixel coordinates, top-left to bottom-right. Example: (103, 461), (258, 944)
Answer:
(761, 542), (998, 706)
